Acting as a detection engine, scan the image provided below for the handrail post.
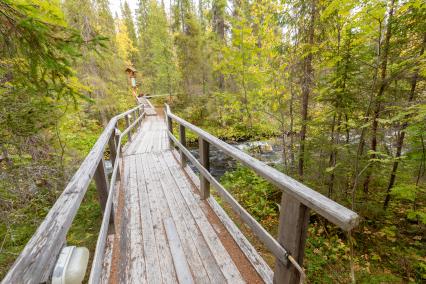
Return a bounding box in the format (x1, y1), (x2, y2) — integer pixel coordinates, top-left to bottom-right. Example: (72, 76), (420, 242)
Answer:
(108, 128), (117, 166)
(94, 158), (110, 214)
(114, 128), (121, 181)
(199, 137), (210, 199)
(132, 111), (137, 133)
(167, 114), (173, 149)
(273, 193), (310, 284)
(135, 109), (140, 128)
(179, 124), (186, 167)
(125, 114), (132, 142)
(137, 108), (142, 127)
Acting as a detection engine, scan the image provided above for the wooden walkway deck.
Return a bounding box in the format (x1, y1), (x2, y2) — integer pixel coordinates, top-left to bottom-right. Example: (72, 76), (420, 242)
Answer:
(3, 100), (358, 284)
(108, 114), (260, 283)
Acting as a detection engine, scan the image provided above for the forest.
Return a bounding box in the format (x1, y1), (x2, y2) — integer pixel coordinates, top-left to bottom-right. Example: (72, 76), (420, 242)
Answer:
(0, 0), (425, 282)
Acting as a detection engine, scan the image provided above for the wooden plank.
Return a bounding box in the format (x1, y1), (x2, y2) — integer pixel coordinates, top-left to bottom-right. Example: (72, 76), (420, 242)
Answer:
(207, 196), (274, 284)
(126, 155), (147, 283)
(117, 155), (131, 284)
(138, 153), (178, 283)
(154, 152), (225, 283)
(147, 154), (209, 283)
(90, 139), (124, 284)
(165, 109), (359, 231)
(162, 151), (245, 283)
(100, 234), (114, 284)
(273, 194), (310, 284)
(164, 218), (195, 284)
(136, 154), (165, 283)
(174, 150), (274, 284)
(199, 137), (210, 200)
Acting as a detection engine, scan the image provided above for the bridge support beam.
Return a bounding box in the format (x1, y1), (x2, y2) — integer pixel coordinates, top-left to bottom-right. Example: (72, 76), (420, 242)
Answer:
(199, 137), (210, 199)
(273, 194), (309, 284)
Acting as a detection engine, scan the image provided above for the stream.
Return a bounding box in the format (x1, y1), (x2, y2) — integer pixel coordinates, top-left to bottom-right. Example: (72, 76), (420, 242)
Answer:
(104, 139), (284, 179)
(187, 138), (284, 179)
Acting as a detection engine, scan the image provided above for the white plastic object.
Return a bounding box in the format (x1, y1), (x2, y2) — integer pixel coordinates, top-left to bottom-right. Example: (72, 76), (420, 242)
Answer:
(52, 246), (90, 284)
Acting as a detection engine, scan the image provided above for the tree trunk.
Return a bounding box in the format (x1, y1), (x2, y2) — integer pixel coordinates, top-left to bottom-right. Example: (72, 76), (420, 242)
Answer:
(383, 33), (425, 209)
(298, 0), (316, 179)
(363, 0), (395, 193)
(213, 0), (225, 91)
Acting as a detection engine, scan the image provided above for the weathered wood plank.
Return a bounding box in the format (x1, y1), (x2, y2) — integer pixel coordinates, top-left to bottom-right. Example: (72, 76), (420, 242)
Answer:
(163, 151), (245, 284)
(94, 158), (110, 214)
(118, 155), (131, 284)
(90, 135), (125, 283)
(100, 234), (114, 284)
(126, 155), (147, 283)
(148, 152), (209, 282)
(154, 152), (225, 283)
(179, 124), (187, 167)
(166, 107), (358, 231)
(199, 137), (210, 200)
(138, 153), (178, 283)
(136, 154), (164, 283)
(174, 150), (274, 284)
(108, 128), (117, 166)
(273, 194), (310, 284)
(164, 218), (195, 284)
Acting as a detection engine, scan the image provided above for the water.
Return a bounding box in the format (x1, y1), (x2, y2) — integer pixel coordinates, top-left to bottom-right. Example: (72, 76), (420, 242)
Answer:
(187, 138), (284, 179)
(104, 139), (285, 179)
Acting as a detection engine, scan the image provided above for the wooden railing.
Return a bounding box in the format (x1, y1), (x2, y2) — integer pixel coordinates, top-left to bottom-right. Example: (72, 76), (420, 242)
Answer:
(2, 104), (146, 284)
(164, 104), (359, 284)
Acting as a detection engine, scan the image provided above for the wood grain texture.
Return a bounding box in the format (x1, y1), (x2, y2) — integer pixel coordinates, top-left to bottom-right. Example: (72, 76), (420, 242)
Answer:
(139, 153), (178, 283)
(179, 124), (187, 167)
(164, 217), (195, 284)
(199, 137), (210, 200)
(174, 150), (274, 284)
(100, 234), (114, 284)
(107, 116), (248, 283)
(94, 158), (109, 214)
(162, 151), (245, 284)
(274, 194), (310, 284)
(155, 152), (225, 283)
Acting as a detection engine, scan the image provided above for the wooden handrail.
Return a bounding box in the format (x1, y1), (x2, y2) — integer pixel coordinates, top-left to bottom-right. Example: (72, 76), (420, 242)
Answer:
(2, 104), (145, 284)
(164, 103), (359, 283)
(89, 109), (146, 283)
(164, 104), (358, 230)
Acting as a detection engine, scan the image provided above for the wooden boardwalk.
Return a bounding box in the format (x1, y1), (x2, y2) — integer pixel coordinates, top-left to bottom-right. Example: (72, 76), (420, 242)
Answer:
(3, 100), (358, 284)
(108, 114), (257, 283)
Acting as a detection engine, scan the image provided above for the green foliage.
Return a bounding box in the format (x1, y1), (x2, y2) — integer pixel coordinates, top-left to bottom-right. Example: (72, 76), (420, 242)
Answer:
(221, 165), (280, 232)
(2, 0), (426, 282)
